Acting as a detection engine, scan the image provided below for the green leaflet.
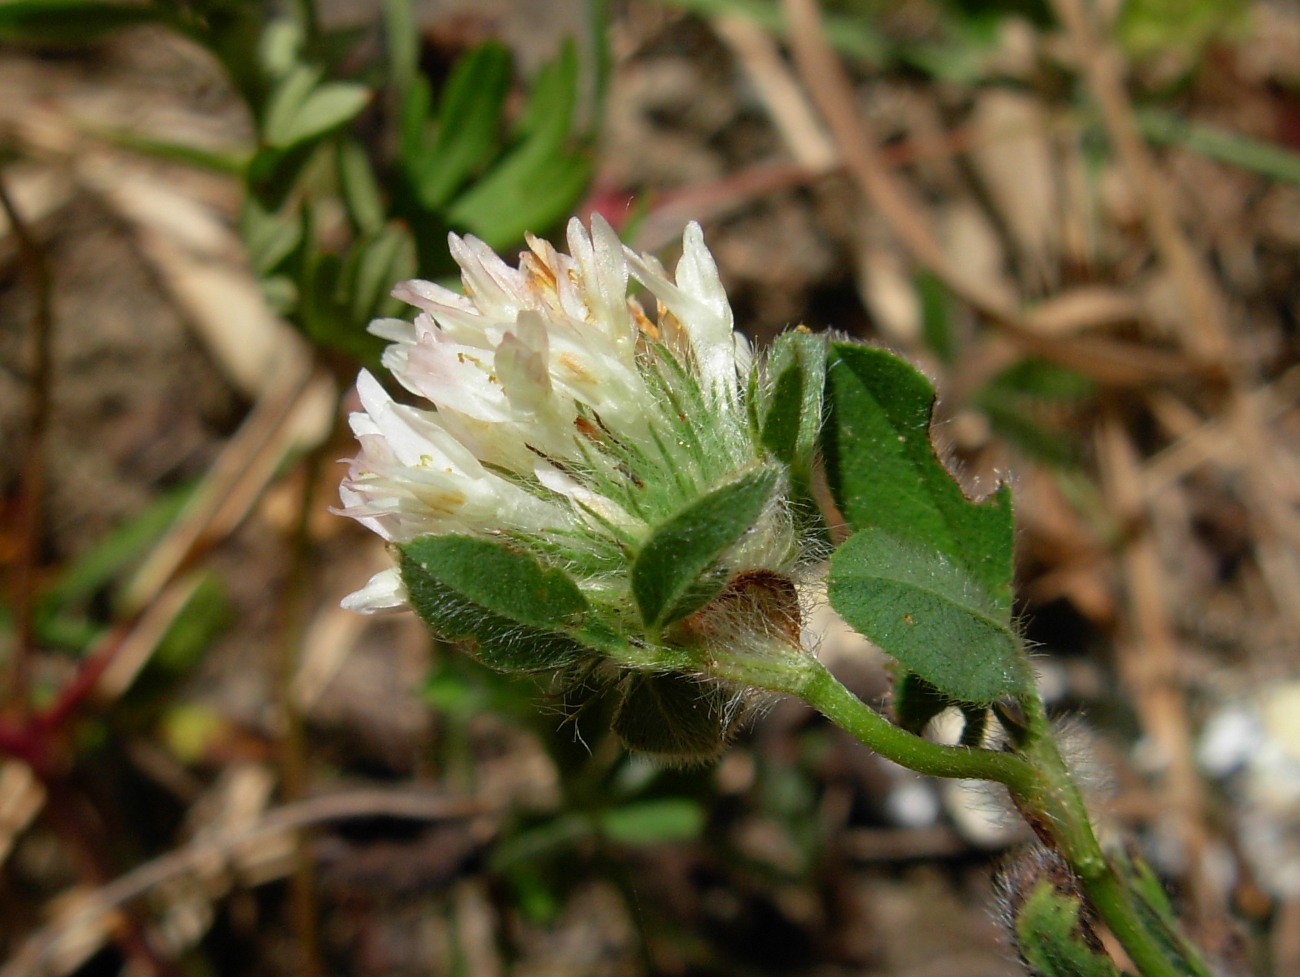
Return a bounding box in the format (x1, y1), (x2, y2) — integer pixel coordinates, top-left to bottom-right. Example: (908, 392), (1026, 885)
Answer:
(0, 1), (171, 44)
(407, 42), (512, 210)
(1014, 878), (1121, 977)
(1115, 853), (1214, 977)
(631, 466), (780, 632)
(446, 41), (592, 248)
(828, 528), (1029, 703)
(263, 65), (371, 149)
(822, 342), (1014, 608)
(400, 535), (591, 672)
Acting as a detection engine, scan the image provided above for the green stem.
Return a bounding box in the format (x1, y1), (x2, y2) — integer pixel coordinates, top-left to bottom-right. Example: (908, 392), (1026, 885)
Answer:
(717, 647), (1193, 977)
(1014, 702), (1188, 977)
(715, 652), (1036, 792)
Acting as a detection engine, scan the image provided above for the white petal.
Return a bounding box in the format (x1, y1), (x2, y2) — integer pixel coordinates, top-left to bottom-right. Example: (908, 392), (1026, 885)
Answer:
(568, 215), (634, 347)
(535, 461), (637, 530)
(393, 277), (474, 313)
(403, 341), (513, 423)
(450, 233), (528, 319)
(733, 331), (753, 379)
(495, 312), (552, 412)
(341, 568), (407, 613)
(676, 222), (733, 338)
(622, 227), (741, 402)
(368, 317), (417, 343)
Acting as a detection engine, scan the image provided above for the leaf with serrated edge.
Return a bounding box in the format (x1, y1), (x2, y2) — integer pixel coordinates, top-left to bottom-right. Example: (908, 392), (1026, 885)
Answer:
(828, 528), (1029, 703)
(823, 343), (1013, 608)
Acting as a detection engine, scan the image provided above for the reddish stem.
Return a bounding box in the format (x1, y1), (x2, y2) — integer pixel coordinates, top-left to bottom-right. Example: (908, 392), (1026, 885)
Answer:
(0, 174), (55, 718)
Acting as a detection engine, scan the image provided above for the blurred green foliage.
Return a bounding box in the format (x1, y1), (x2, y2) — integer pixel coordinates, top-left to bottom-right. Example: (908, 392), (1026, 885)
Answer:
(0, 0), (601, 366)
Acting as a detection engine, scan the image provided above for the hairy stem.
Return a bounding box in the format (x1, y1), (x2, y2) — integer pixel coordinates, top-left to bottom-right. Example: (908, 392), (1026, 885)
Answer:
(1013, 698), (1190, 977)
(713, 652), (1035, 792)
(717, 646), (1194, 977)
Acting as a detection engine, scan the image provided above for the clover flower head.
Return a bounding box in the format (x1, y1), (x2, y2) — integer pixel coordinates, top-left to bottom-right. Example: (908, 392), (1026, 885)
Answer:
(338, 216), (818, 759)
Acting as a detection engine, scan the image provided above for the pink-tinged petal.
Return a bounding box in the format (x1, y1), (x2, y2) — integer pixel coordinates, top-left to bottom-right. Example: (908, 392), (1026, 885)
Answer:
(337, 479), (394, 541)
(496, 312), (552, 413)
(341, 568), (408, 613)
(392, 280), (509, 349)
(352, 371), (487, 476)
(403, 341), (513, 423)
(449, 233), (528, 318)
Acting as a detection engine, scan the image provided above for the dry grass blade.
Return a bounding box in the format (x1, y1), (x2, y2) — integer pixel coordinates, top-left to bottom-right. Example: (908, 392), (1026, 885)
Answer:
(711, 13), (836, 172)
(779, 0), (1201, 387)
(1096, 413), (1214, 921)
(116, 367), (333, 618)
(1048, 0), (1300, 633)
(0, 789), (492, 977)
(1047, 0), (1231, 364)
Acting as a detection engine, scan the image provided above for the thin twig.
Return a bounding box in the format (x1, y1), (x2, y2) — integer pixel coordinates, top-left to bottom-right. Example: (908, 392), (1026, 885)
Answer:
(778, 0), (1203, 388)
(273, 424), (340, 977)
(1, 789), (490, 977)
(1047, 0), (1230, 363)
(0, 174), (55, 718)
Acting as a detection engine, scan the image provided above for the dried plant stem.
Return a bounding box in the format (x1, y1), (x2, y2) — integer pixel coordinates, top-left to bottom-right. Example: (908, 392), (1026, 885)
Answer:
(1057, 0), (1300, 926)
(1047, 0), (1229, 363)
(779, 0), (1195, 387)
(3, 789), (487, 977)
(781, 2), (1003, 314)
(273, 434), (338, 977)
(0, 174), (54, 717)
(1049, 0), (1300, 631)
(40, 775), (185, 977)
(1097, 414), (1213, 918)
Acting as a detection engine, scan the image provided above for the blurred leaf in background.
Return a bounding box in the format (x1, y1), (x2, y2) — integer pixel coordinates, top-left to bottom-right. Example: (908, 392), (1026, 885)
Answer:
(0, 0), (602, 367)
